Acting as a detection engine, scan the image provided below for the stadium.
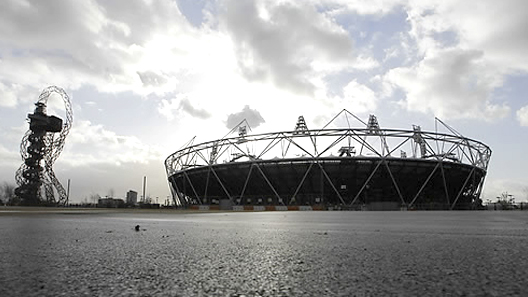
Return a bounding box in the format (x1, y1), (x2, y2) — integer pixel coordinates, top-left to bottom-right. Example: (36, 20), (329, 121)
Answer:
(165, 110), (491, 210)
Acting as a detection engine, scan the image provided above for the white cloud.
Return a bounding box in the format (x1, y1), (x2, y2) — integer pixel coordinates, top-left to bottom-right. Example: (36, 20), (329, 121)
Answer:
(64, 120), (164, 166)
(0, 144), (19, 167)
(384, 47), (509, 120)
(426, 0), (528, 71)
(324, 0), (405, 16)
(0, 82), (19, 107)
(374, 0), (526, 121)
(219, 0), (354, 95)
(404, 0), (528, 71)
(351, 55), (380, 70)
(1, 0), (525, 123)
(0, 0), (198, 99)
(1, 125), (28, 148)
(0, 82), (40, 107)
(342, 80), (377, 113)
(517, 106), (528, 126)
(158, 98), (181, 121)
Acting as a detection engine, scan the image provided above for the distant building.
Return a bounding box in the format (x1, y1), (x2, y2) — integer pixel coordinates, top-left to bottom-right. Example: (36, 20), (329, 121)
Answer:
(98, 197), (125, 208)
(126, 190), (138, 205)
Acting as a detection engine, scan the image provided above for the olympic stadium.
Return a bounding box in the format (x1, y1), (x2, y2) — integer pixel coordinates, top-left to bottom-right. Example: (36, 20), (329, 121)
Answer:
(165, 110), (491, 210)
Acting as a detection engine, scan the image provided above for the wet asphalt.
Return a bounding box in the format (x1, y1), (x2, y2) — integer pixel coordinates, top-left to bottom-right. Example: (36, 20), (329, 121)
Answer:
(1, 210), (527, 296)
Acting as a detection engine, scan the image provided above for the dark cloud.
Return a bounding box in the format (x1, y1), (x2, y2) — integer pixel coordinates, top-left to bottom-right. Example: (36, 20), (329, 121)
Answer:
(179, 98), (211, 119)
(220, 0), (353, 95)
(226, 105), (265, 129)
(137, 71), (168, 86)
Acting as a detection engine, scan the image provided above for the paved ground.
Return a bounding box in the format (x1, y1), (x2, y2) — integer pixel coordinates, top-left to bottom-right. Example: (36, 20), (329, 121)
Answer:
(0, 209), (527, 296)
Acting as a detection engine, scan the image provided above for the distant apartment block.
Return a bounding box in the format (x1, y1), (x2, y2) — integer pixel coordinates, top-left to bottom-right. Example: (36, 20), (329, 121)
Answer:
(126, 190), (138, 205)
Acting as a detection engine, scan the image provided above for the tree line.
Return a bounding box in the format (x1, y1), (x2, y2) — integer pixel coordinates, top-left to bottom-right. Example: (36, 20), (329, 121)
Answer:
(0, 182), (17, 205)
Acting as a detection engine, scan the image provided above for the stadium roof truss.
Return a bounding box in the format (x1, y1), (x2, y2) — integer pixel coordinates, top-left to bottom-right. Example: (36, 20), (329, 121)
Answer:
(165, 110), (491, 209)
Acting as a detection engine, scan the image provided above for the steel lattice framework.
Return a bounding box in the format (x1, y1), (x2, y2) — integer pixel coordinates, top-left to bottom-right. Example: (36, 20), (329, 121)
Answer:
(165, 110), (491, 210)
(15, 86), (73, 206)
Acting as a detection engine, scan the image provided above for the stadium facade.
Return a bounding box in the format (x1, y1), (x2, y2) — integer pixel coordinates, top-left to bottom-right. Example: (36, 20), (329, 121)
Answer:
(165, 110), (491, 210)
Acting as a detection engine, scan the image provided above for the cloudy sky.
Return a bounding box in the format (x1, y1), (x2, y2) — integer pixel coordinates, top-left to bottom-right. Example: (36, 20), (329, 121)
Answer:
(1, 0), (527, 203)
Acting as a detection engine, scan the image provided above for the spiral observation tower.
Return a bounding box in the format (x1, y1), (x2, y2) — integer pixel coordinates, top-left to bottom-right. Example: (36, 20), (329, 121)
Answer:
(165, 110), (491, 210)
(15, 86), (73, 206)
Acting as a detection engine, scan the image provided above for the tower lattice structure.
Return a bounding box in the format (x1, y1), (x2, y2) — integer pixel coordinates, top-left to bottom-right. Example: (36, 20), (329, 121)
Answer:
(15, 86), (73, 206)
